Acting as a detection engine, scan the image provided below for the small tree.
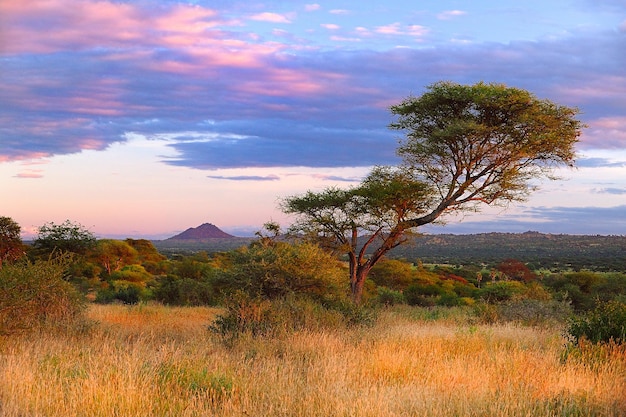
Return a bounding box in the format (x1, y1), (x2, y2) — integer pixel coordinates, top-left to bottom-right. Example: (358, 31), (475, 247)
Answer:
(283, 82), (582, 303)
(0, 216), (25, 268)
(215, 238), (347, 303)
(33, 220), (96, 256)
(496, 259), (537, 282)
(91, 239), (139, 275)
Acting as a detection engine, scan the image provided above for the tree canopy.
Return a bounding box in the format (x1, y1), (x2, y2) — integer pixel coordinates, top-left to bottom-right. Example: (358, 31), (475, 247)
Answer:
(33, 220), (97, 256)
(283, 82), (583, 303)
(0, 216), (25, 268)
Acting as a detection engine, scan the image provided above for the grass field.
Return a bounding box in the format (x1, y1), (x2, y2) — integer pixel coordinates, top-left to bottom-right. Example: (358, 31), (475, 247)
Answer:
(1, 304), (624, 416)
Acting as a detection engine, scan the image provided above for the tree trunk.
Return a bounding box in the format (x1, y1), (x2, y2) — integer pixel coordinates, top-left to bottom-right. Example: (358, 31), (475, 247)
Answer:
(350, 265), (371, 305)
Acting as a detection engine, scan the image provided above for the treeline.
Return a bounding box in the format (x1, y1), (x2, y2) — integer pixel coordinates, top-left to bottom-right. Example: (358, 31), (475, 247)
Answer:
(1, 218), (625, 310)
(385, 232), (626, 272)
(2, 217), (626, 344)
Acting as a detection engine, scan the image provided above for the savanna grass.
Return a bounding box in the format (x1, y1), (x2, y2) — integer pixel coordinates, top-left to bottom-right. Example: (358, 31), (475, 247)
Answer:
(0, 303), (624, 416)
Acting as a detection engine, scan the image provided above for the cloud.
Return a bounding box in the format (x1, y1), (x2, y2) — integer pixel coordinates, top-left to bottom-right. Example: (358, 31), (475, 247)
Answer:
(1, 0), (625, 171)
(207, 174), (280, 181)
(312, 174), (361, 182)
(305, 4), (320, 12)
(425, 205), (626, 235)
(14, 170), (44, 179)
(321, 23), (340, 30)
(160, 123), (399, 169)
(437, 10), (467, 20)
(330, 9), (350, 15)
(249, 12), (292, 23)
(579, 116), (626, 149)
(577, 158), (626, 168)
(375, 23), (429, 38)
(594, 187), (626, 195)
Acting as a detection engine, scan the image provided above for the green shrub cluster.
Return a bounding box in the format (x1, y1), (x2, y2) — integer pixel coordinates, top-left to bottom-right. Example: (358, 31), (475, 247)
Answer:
(566, 300), (626, 345)
(0, 254), (85, 334)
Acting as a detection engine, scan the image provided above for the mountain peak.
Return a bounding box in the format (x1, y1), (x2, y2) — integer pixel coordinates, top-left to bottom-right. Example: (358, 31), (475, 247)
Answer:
(166, 223), (234, 240)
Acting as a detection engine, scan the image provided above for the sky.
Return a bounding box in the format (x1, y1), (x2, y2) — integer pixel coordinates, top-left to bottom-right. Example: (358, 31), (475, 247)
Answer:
(1, 0), (625, 239)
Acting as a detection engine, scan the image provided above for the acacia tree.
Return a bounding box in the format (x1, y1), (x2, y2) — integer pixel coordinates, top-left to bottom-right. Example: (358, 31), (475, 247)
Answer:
(0, 216), (25, 268)
(283, 82), (583, 304)
(33, 220), (96, 256)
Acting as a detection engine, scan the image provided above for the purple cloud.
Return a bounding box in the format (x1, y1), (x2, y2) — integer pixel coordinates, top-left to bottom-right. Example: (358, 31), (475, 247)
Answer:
(206, 174), (280, 181)
(1, 0), (625, 171)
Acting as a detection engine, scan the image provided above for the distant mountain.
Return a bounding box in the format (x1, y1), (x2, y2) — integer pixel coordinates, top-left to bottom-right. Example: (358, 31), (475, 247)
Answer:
(166, 223), (235, 240)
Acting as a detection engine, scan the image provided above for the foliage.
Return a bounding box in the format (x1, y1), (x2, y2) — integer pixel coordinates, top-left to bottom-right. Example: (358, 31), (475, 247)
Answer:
(283, 82), (582, 304)
(479, 281), (528, 303)
(369, 259), (416, 290)
(0, 216), (26, 268)
(152, 255), (219, 305)
(0, 254), (85, 334)
(566, 301), (626, 345)
(91, 239), (139, 275)
(215, 239), (347, 303)
(33, 220), (96, 256)
(125, 238), (167, 274)
(209, 290), (380, 345)
(542, 270), (626, 311)
(496, 258), (537, 282)
(153, 275), (216, 306)
(475, 298), (572, 326)
(391, 81), (581, 209)
(376, 286), (406, 306)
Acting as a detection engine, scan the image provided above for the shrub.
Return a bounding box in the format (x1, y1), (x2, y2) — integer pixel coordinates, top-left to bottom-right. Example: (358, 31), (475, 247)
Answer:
(566, 301), (626, 345)
(215, 241), (346, 302)
(437, 293), (461, 307)
(0, 255), (85, 334)
(95, 281), (150, 304)
(209, 291), (374, 345)
(153, 275), (216, 306)
(369, 259), (416, 290)
(496, 298), (572, 325)
(376, 286), (405, 306)
(479, 281), (527, 303)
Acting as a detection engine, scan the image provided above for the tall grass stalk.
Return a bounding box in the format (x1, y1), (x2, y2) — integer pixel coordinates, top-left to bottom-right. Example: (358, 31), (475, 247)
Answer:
(0, 304), (624, 416)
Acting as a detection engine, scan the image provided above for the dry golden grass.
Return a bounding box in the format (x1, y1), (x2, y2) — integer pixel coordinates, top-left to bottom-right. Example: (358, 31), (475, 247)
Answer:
(1, 303), (624, 416)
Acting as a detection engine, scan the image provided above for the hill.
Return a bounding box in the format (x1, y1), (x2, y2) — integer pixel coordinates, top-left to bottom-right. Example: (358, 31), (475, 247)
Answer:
(165, 223), (234, 240)
(153, 229), (626, 271)
(387, 232), (626, 271)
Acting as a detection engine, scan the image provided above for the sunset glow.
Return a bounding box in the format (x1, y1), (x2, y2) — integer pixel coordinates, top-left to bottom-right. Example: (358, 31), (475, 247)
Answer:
(1, 1), (625, 238)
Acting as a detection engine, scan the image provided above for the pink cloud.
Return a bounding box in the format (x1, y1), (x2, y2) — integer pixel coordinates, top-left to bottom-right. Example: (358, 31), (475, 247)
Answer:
(249, 12), (292, 24)
(14, 170), (44, 179)
(0, 152), (50, 163)
(581, 116), (626, 149)
(375, 23), (428, 38)
(0, 1), (234, 54)
(437, 10), (467, 20)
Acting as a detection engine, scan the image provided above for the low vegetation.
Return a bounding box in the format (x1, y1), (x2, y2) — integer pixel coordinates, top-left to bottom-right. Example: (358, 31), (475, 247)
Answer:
(1, 304), (624, 416)
(1, 216), (625, 415)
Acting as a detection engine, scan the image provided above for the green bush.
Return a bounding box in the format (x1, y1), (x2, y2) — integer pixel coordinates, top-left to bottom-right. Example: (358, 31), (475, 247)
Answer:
(153, 275), (216, 306)
(215, 240), (347, 302)
(479, 281), (527, 303)
(0, 255), (85, 334)
(95, 281), (150, 304)
(566, 300), (626, 345)
(376, 286), (405, 306)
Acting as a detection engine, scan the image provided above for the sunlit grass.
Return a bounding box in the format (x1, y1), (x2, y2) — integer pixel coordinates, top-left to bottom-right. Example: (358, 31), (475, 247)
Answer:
(1, 303), (624, 416)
